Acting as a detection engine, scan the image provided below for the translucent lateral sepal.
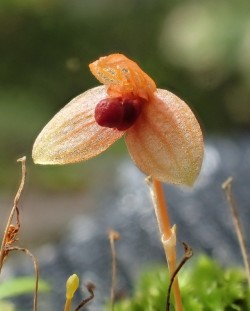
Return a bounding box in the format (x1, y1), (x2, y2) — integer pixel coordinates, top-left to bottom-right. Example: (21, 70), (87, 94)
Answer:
(32, 86), (124, 165)
(125, 89), (204, 186)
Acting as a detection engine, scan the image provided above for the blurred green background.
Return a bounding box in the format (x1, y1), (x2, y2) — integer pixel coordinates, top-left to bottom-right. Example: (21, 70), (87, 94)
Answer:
(0, 0), (250, 192)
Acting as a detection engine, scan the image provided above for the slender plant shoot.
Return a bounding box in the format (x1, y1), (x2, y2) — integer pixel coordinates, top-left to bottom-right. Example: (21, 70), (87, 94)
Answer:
(108, 229), (120, 311)
(222, 177), (250, 287)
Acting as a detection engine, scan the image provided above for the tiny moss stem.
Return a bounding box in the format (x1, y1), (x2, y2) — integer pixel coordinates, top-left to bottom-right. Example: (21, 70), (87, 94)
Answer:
(222, 177), (250, 287)
(64, 299), (72, 311)
(109, 230), (120, 311)
(167, 243), (193, 311)
(148, 178), (183, 311)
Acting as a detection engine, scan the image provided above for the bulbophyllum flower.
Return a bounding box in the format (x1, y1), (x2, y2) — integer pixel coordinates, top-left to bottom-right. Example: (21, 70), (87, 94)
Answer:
(32, 54), (203, 186)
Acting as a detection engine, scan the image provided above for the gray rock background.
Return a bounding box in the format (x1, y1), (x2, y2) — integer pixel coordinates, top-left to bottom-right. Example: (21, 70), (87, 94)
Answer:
(3, 134), (250, 310)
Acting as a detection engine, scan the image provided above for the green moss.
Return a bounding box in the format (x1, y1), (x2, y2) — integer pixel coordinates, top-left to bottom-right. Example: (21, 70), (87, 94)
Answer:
(110, 256), (250, 311)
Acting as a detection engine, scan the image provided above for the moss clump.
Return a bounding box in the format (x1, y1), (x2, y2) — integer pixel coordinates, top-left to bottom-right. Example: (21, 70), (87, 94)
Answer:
(111, 255), (250, 311)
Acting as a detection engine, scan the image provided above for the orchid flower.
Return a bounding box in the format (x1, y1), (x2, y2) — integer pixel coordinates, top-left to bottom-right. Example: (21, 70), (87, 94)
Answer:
(32, 54), (203, 186)
(32, 54), (204, 311)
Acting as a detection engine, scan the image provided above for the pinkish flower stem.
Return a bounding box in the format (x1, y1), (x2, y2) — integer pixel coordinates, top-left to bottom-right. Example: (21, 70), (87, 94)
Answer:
(148, 178), (183, 311)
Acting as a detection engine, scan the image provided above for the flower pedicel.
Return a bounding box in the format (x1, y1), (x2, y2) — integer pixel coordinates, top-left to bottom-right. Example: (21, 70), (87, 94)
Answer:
(32, 54), (204, 311)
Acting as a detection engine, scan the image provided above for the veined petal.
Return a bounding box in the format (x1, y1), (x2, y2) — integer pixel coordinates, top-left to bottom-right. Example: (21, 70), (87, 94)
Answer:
(32, 86), (124, 165)
(125, 89), (204, 186)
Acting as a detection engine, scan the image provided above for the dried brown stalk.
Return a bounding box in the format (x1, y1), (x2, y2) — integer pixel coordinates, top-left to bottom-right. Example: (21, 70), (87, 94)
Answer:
(166, 242), (193, 311)
(0, 157), (26, 270)
(7, 246), (39, 311)
(74, 283), (95, 311)
(222, 177), (250, 287)
(0, 157), (39, 311)
(108, 229), (120, 311)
